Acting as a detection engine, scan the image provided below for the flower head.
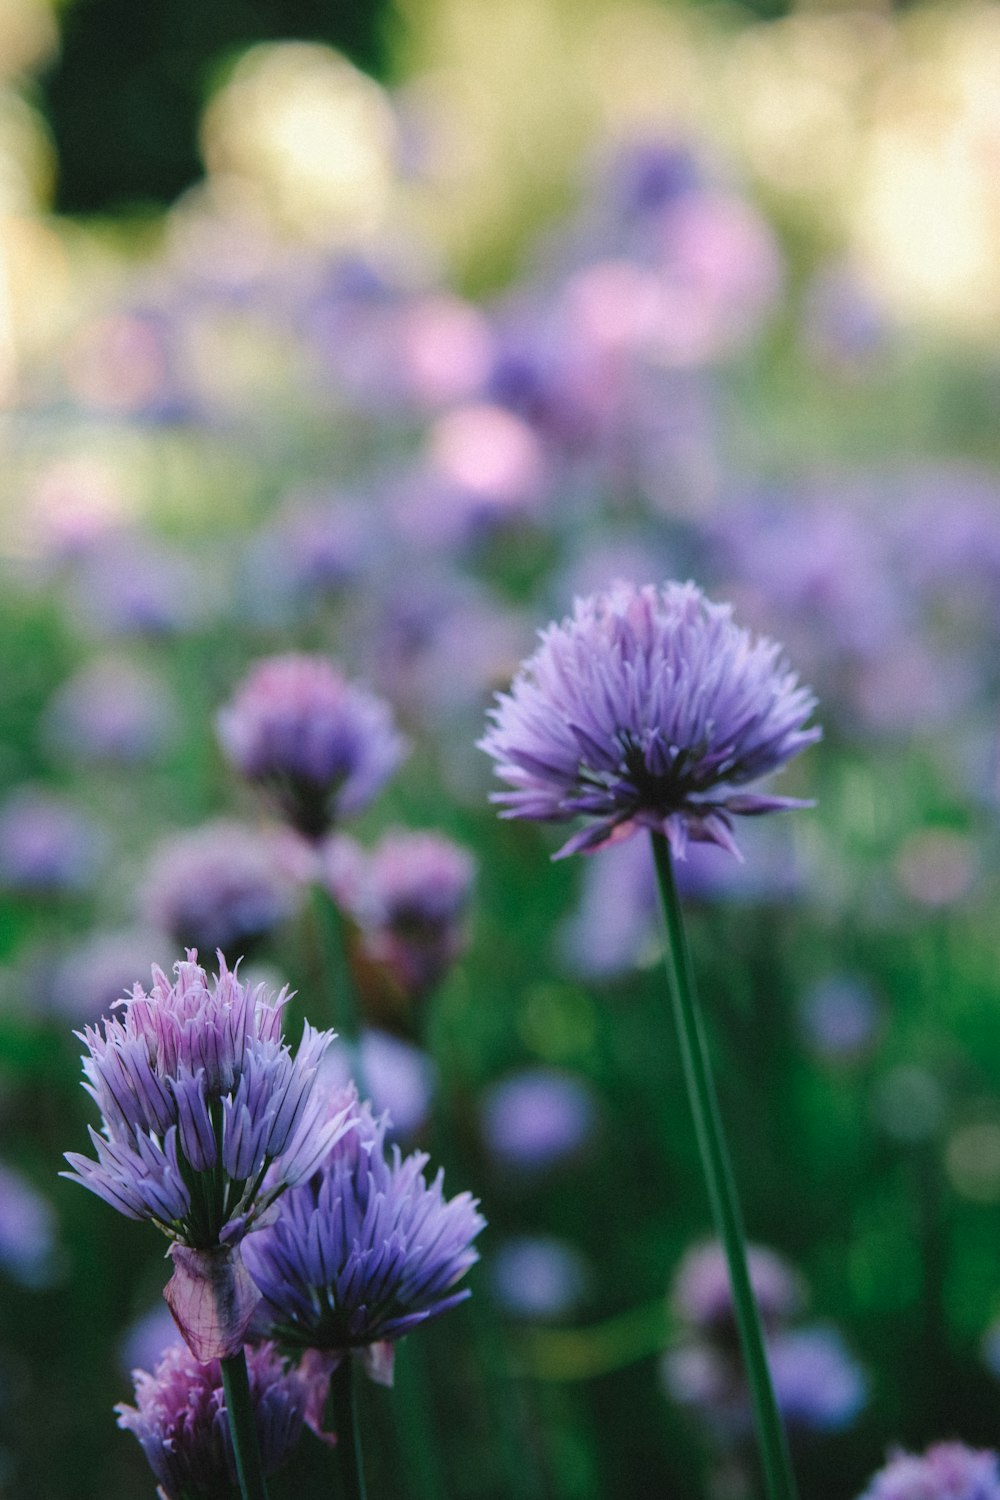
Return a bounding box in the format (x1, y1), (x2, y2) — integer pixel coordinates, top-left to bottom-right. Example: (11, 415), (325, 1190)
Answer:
(242, 1097), (484, 1383)
(330, 828), (475, 1001)
(857, 1443), (1000, 1500)
(479, 580), (819, 859)
(63, 953), (354, 1356)
(217, 653), (405, 838)
(116, 1340), (318, 1500)
(140, 820), (301, 958)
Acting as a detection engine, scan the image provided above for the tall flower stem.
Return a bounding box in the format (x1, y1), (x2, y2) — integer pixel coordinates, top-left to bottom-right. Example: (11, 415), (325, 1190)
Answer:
(650, 831), (798, 1500)
(221, 1350), (271, 1500)
(330, 1354), (368, 1500)
(310, 883), (363, 1045)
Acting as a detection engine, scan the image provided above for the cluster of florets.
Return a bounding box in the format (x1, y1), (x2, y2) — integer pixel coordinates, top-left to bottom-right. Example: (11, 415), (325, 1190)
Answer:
(479, 580), (820, 859)
(663, 1240), (866, 1440)
(216, 653), (405, 839)
(242, 1096), (485, 1385)
(63, 955), (348, 1249)
(116, 1340), (320, 1500)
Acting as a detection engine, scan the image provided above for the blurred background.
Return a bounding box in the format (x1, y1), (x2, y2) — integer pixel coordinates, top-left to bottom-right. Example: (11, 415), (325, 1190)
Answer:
(3, 0), (1000, 1496)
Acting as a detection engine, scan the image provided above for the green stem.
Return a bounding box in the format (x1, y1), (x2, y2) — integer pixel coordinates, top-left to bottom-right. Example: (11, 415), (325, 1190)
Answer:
(329, 1354), (368, 1500)
(221, 1349), (271, 1500)
(650, 832), (798, 1500)
(309, 883), (372, 1100)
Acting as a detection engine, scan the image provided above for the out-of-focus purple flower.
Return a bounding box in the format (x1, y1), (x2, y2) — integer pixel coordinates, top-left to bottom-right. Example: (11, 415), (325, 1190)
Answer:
(46, 929), (173, 1024)
(0, 788), (106, 895)
(217, 654), (405, 839)
(481, 1068), (599, 1174)
(43, 656), (178, 767)
(666, 1241), (866, 1441)
(557, 834), (659, 980)
(63, 954), (353, 1359)
(490, 1235), (591, 1321)
(242, 491), (372, 627)
(335, 828), (475, 1002)
(66, 530), (216, 638)
(243, 1099), (484, 1384)
(801, 262), (892, 374)
(768, 1326), (867, 1432)
(319, 1029), (436, 1141)
(364, 573), (534, 727)
(0, 1162), (59, 1288)
(480, 580), (819, 860)
(857, 1443), (1000, 1500)
(394, 293), (493, 409)
(118, 1302), (183, 1378)
(140, 821), (302, 958)
(116, 1339), (317, 1500)
(798, 976), (882, 1062)
(664, 1323), (866, 1440)
(671, 1240), (802, 1339)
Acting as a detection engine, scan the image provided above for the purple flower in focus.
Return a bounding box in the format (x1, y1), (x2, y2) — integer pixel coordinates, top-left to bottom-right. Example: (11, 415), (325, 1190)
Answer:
(480, 581), (819, 859)
(0, 788), (106, 895)
(217, 654), (405, 838)
(242, 1099), (484, 1383)
(857, 1443), (1000, 1500)
(140, 820), (302, 958)
(116, 1339), (318, 1500)
(481, 1068), (599, 1174)
(63, 953), (354, 1358)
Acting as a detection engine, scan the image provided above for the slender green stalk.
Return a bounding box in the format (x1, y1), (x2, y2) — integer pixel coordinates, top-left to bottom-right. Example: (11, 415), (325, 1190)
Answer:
(650, 831), (798, 1500)
(221, 1349), (271, 1500)
(329, 1354), (368, 1500)
(310, 882), (363, 1045)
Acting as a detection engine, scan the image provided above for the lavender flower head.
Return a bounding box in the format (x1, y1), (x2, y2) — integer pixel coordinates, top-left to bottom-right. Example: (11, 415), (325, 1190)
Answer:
(857, 1443), (1000, 1500)
(140, 820), (302, 958)
(217, 654), (406, 839)
(335, 828), (475, 1001)
(116, 1339), (318, 1500)
(479, 581), (820, 859)
(63, 953), (354, 1358)
(242, 1095), (485, 1385)
(672, 1240), (803, 1339)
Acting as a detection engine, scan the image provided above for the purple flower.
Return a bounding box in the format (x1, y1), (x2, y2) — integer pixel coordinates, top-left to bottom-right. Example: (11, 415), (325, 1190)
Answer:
(480, 1068), (599, 1174)
(0, 1161), (59, 1288)
(479, 580), (819, 859)
(116, 1339), (318, 1500)
(43, 656), (178, 766)
(63, 954), (354, 1357)
(140, 821), (302, 958)
(332, 828), (475, 1002)
(217, 654), (405, 838)
(671, 1240), (803, 1339)
(319, 1029), (436, 1141)
(242, 1099), (484, 1383)
(857, 1443), (1000, 1500)
(490, 1235), (591, 1321)
(769, 1326), (867, 1433)
(0, 788), (107, 895)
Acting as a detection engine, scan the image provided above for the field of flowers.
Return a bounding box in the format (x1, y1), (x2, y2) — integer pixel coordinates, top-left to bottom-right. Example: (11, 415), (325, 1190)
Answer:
(3, 3), (1000, 1497)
